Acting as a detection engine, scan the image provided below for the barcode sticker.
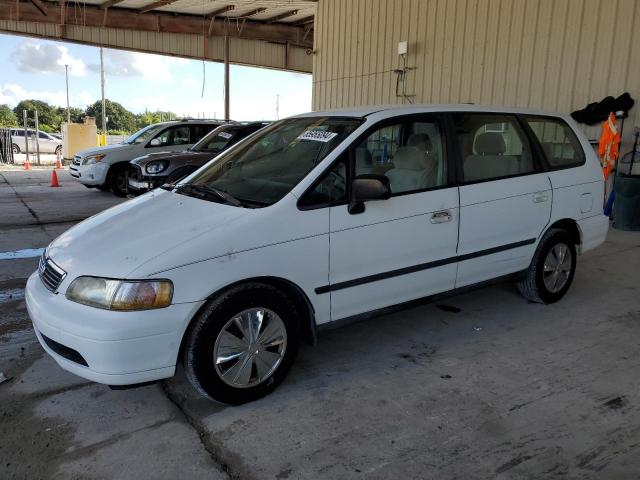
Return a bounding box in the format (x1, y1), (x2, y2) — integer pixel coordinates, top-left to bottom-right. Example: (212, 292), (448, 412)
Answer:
(218, 132), (233, 139)
(297, 130), (338, 143)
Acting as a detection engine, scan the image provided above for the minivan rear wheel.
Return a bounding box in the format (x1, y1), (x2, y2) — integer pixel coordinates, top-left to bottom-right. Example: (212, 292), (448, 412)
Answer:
(517, 228), (576, 304)
(12, 144), (20, 154)
(183, 283), (300, 405)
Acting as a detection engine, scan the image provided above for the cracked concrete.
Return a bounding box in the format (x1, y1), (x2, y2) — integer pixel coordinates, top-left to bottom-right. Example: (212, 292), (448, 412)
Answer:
(2, 168), (640, 479)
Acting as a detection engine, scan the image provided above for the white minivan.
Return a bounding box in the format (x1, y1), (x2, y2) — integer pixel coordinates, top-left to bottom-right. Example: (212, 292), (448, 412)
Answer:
(26, 105), (608, 404)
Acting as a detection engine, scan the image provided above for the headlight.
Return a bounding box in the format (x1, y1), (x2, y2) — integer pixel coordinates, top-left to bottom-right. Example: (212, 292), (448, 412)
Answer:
(83, 154), (106, 165)
(146, 160), (169, 174)
(66, 277), (173, 310)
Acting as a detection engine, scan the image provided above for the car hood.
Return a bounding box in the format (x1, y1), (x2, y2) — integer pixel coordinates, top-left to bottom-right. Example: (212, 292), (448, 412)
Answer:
(131, 150), (210, 166)
(47, 189), (249, 279)
(76, 143), (135, 158)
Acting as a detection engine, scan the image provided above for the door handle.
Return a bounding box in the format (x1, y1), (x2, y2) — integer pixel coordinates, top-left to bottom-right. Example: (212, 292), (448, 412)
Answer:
(430, 210), (452, 224)
(533, 192), (549, 203)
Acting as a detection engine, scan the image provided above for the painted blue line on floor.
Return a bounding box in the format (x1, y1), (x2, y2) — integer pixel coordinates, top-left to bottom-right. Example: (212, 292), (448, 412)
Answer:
(0, 247), (45, 260)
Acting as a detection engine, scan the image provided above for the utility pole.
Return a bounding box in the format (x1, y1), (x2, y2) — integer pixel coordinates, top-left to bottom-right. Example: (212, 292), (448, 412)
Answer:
(276, 94), (280, 120)
(65, 64), (70, 124)
(224, 34), (230, 121)
(34, 110), (41, 165)
(100, 47), (107, 138)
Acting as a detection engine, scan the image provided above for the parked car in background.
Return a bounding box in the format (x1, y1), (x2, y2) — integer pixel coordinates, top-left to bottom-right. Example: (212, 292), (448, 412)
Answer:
(69, 119), (223, 197)
(127, 122), (270, 195)
(11, 129), (62, 156)
(26, 105), (608, 405)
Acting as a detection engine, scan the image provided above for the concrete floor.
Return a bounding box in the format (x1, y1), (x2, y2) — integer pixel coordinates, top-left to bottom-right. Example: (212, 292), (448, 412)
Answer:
(1, 168), (639, 479)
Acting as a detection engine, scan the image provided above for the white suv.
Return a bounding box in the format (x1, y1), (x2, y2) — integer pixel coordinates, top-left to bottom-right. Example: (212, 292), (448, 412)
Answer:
(26, 105), (608, 404)
(69, 120), (221, 196)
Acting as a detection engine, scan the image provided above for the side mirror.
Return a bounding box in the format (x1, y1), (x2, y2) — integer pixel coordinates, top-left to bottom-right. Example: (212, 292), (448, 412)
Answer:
(348, 174), (391, 214)
(149, 138), (161, 147)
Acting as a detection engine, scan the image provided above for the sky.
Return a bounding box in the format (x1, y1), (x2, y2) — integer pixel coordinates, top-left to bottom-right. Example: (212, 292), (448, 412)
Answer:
(0, 32), (312, 121)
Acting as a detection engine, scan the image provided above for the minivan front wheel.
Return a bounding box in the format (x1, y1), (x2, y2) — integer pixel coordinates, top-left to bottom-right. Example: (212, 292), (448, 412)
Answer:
(183, 283), (299, 404)
(518, 228), (576, 304)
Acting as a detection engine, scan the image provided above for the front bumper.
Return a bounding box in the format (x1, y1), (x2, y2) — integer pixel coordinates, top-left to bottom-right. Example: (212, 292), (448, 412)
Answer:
(25, 272), (204, 385)
(127, 165), (166, 195)
(69, 161), (109, 186)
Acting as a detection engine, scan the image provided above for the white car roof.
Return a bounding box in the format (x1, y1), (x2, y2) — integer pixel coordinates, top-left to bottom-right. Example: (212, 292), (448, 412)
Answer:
(294, 104), (570, 120)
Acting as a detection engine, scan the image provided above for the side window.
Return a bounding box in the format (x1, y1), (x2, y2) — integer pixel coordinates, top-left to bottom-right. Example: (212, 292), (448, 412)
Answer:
(152, 125), (191, 146)
(355, 120), (447, 194)
(191, 124), (217, 143)
(299, 156), (348, 208)
(39, 132), (49, 139)
(523, 116), (585, 168)
(452, 113), (534, 182)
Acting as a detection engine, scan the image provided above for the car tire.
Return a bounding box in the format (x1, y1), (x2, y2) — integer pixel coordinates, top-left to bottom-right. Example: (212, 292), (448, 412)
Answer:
(183, 283), (300, 405)
(517, 228), (577, 304)
(12, 144), (20, 154)
(109, 164), (129, 197)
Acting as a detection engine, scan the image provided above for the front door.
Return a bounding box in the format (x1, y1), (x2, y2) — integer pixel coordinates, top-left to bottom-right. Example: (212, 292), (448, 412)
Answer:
(325, 115), (460, 321)
(452, 112), (552, 287)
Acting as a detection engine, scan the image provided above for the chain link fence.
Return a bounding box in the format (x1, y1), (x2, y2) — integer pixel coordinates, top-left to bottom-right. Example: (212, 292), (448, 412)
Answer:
(0, 128), (14, 164)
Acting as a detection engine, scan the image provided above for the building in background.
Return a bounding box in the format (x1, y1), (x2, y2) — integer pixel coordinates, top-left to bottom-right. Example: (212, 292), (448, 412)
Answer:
(312, 0), (639, 148)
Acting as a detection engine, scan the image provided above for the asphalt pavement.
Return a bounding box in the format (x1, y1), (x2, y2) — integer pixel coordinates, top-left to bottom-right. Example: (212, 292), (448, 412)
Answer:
(1, 168), (639, 479)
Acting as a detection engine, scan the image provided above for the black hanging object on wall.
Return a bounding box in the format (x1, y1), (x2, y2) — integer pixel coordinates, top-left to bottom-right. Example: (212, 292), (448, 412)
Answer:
(570, 92), (635, 125)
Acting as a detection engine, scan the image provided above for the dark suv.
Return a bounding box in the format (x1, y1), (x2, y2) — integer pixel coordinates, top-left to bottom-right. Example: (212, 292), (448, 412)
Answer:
(127, 122), (269, 195)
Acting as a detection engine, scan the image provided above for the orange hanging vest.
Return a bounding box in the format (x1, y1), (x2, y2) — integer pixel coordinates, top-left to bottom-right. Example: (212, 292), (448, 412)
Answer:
(598, 112), (620, 180)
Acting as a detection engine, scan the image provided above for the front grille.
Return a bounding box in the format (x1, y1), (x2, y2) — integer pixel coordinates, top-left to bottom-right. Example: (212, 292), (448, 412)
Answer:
(38, 254), (67, 293)
(73, 155), (82, 166)
(41, 334), (88, 366)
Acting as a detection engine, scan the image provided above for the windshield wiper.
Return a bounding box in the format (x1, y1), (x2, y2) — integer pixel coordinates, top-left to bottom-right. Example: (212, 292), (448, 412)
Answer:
(175, 184), (243, 207)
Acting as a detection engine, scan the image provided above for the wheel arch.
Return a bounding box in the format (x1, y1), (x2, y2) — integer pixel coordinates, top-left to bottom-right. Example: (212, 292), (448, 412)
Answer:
(545, 218), (582, 248)
(176, 276), (317, 365)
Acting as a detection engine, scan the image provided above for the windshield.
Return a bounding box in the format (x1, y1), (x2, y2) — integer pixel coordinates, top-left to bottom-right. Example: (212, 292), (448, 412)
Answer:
(124, 124), (162, 145)
(177, 117), (361, 207)
(191, 125), (239, 152)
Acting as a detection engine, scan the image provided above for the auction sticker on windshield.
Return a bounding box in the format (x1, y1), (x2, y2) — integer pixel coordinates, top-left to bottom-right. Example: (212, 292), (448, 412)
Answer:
(297, 130), (338, 143)
(218, 131), (233, 139)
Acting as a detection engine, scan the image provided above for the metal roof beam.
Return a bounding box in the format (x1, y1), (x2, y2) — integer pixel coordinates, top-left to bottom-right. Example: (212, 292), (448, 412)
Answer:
(99, 0), (125, 9)
(0, 0), (314, 48)
(205, 4), (234, 19)
(266, 9), (298, 23)
(30, 0), (48, 15)
(138, 0), (180, 14)
(233, 7), (266, 18)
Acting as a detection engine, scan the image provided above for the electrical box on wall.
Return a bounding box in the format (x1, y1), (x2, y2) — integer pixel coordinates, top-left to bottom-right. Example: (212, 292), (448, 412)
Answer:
(398, 41), (408, 55)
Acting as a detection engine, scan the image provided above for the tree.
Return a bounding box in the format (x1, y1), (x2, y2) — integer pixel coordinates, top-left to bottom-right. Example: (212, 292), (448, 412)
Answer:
(86, 99), (137, 133)
(0, 104), (18, 127)
(13, 99), (63, 132)
(56, 106), (85, 124)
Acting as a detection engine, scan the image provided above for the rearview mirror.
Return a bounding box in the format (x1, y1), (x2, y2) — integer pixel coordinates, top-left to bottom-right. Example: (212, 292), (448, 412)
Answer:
(348, 174), (391, 214)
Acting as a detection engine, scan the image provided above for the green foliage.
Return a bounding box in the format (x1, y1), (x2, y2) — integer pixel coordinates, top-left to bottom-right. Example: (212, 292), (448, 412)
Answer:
(13, 99), (63, 131)
(86, 99), (138, 133)
(8, 99), (177, 135)
(0, 104), (18, 127)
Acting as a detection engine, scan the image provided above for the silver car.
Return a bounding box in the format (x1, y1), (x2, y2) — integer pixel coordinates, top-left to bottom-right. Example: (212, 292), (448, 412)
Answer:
(11, 129), (62, 156)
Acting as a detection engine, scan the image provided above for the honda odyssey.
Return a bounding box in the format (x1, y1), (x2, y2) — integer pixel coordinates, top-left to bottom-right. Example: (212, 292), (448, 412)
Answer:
(26, 105), (608, 404)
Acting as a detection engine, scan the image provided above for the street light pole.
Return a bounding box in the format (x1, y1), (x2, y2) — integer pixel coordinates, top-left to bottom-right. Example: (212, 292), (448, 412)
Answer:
(100, 47), (107, 138)
(65, 64), (70, 124)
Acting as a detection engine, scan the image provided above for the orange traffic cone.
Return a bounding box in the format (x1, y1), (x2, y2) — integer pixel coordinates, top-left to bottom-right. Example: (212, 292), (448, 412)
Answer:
(50, 169), (60, 187)
(55, 150), (63, 169)
(24, 155), (31, 171)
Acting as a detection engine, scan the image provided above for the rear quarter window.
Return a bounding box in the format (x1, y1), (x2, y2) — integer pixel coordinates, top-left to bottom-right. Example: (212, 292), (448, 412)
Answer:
(523, 116), (585, 169)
